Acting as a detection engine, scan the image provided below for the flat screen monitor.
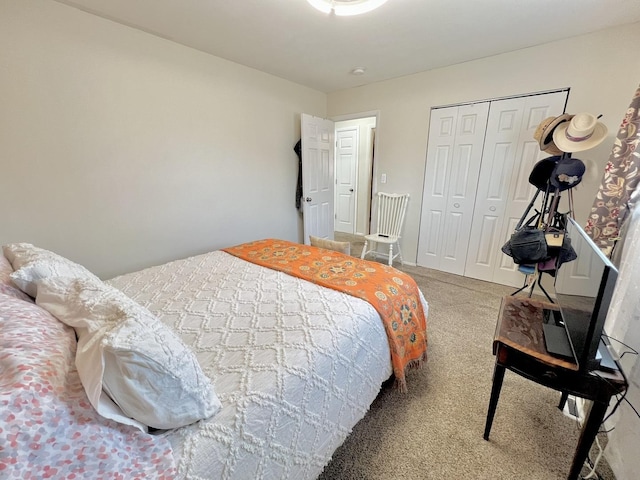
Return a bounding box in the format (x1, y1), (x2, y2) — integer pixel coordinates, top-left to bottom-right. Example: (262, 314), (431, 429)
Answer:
(551, 217), (618, 371)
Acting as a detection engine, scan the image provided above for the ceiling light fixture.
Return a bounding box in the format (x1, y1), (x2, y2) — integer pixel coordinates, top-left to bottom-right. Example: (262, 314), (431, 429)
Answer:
(307, 0), (389, 16)
(350, 67), (366, 75)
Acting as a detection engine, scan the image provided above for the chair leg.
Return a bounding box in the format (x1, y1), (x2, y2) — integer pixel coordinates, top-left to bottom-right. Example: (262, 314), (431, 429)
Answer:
(396, 241), (403, 265)
(388, 244), (393, 266)
(360, 240), (368, 260)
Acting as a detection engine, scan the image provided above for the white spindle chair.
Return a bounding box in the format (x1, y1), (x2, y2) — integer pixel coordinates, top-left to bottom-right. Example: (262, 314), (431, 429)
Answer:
(360, 192), (410, 266)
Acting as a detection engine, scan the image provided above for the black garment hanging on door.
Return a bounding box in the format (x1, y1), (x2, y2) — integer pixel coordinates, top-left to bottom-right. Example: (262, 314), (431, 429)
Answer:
(294, 139), (303, 211)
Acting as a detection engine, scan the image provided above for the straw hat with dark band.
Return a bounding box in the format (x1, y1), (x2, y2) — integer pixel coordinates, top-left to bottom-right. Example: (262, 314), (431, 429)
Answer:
(533, 114), (573, 156)
(552, 112), (608, 153)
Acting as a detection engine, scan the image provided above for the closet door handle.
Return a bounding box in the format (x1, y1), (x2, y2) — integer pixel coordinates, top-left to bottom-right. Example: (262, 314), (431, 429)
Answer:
(454, 203), (460, 208)
(490, 206), (497, 212)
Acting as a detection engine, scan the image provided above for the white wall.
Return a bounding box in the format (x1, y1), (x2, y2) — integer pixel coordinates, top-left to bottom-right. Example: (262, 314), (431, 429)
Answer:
(328, 23), (640, 265)
(0, 0), (326, 278)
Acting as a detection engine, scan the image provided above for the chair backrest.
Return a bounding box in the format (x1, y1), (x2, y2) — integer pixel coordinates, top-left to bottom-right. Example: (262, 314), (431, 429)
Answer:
(374, 192), (410, 237)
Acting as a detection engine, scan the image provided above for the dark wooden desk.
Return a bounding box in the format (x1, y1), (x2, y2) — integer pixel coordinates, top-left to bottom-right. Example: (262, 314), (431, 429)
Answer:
(483, 296), (626, 480)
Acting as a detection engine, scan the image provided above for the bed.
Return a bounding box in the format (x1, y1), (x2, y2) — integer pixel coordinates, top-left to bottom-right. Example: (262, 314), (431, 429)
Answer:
(0, 239), (428, 479)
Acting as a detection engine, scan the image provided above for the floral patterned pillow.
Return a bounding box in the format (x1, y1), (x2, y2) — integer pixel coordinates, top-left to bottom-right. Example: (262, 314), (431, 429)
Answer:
(0, 292), (176, 478)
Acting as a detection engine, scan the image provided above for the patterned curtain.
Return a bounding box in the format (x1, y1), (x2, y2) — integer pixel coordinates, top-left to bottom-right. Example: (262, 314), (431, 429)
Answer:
(585, 84), (640, 255)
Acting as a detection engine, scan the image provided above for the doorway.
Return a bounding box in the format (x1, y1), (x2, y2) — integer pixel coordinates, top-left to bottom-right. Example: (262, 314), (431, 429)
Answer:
(333, 114), (377, 237)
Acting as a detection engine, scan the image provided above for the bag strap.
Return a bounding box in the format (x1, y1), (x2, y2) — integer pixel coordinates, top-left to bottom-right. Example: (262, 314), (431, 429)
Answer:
(515, 189), (541, 230)
(546, 189), (561, 227)
(568, 188), (575, 219)
(517, 209), (542, 230)
(545, 210), (565, 232)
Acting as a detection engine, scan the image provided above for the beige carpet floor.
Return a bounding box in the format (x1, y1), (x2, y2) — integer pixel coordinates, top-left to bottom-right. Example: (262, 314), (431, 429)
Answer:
(318, 234), (614, 480)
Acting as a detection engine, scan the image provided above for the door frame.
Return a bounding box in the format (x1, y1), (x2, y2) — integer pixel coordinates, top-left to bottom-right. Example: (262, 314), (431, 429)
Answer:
(331, 110), (380, 236)
(432, 88), (570, 110)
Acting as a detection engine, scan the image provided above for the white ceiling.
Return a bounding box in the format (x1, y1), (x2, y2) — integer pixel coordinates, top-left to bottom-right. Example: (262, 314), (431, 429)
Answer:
(56, 0), (640, 93)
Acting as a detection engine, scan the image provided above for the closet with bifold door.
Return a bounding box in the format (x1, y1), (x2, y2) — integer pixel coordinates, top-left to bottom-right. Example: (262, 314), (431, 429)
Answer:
(417, 90), (568, 287)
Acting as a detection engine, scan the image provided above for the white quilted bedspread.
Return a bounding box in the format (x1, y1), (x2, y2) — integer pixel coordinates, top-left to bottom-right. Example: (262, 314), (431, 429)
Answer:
(107, 250), (403, 480)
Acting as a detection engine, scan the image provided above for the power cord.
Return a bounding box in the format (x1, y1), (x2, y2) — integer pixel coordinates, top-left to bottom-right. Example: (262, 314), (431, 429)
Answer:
(572, 334), (639, 479)
(581, 394), (640, 479)
(576, 366), (633, 478)
(622, 396), (640, 420)
(601, 334), (639, 360)
(582, 435), (604, 479)
(565, 396), (606, 480)
(583, 453), (606, 480)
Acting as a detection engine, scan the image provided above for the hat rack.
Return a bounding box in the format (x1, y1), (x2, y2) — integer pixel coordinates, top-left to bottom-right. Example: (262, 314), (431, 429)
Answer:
(510, 152), (576, 301)
(507, 112), (605, 301)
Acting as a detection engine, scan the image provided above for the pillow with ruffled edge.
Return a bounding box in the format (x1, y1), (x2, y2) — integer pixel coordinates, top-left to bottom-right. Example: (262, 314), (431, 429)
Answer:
(3, 243), (100, 298)
(36, 276), (221, 430)
(0, 254), (33, 302)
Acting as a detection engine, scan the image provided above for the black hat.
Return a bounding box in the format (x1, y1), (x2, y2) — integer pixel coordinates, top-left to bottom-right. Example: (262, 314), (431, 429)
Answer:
(550, 157), (586, 191)
(528, 156), (561, 190)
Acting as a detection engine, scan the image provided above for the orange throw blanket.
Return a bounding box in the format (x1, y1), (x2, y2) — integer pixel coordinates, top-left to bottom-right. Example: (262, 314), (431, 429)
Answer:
(223, 239), (428, 392)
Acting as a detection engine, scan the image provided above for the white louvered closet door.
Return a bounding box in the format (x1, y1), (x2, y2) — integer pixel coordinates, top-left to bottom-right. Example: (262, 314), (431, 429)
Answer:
(416, 102), (490, 274)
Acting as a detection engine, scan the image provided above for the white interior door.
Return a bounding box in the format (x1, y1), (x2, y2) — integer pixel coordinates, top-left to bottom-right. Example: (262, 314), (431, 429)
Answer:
(417, 102), (490, 274)
(335, 127), (358, 234)
(464, 91), (568, 285)
(301, 113), (335, 243)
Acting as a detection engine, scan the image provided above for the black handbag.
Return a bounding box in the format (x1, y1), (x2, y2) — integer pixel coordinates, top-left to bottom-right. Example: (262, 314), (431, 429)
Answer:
(501, 226), (548, 264)
(501, 209), (548, 265)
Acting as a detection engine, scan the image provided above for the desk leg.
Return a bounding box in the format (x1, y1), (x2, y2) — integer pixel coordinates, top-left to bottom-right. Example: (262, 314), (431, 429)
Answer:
(567, 399), (607, 480)
(558, 392), (569, 410)
(484, 362), (506, 440)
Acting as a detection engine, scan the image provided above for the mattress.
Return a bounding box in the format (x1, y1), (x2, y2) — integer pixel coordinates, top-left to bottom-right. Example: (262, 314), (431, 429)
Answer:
(107, 250), (417, 479)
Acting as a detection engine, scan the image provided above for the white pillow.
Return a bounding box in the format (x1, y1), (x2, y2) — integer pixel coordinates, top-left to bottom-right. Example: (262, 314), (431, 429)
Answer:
(3, 243), (100, 297)
(36, 277), (221, 430)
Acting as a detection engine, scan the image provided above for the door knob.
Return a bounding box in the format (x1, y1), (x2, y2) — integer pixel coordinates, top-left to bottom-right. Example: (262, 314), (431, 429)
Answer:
(490, 206), (496, 212)
(306, 197), (312, 202)
(349, 188), (354, 192)
(454, 203), (460, 208)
